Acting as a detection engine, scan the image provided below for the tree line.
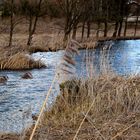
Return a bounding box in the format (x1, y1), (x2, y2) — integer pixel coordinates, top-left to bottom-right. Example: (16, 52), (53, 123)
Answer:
(0, 0), (140, 47)
(58, 0), (140, 40)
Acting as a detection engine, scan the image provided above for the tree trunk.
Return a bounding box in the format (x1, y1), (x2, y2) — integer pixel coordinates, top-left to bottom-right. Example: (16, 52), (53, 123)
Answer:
(64, 32), (69, 42)
(72, 24), (77, 39)
(63, 12), (71, 42)
(112, 22), (119, 37)
(27, 0), (42, 46)
(63, 31), (70, 48)
(124, 17), (128, 36)
(63, 25), (71, 43)
(81, 21), (85, 39)
(87, 21), (91, 38)
(27, 16), (39, 46)
(27, 15), (33, 46)
(96, 22), (101, 38)
(118, 20), (123, 37)
(27, 34), (32, 46)
(8, 0), (14, 47)
(63, 19), (71, 42)
(104, 21), (108, 37)
(134, 16), (139, 37)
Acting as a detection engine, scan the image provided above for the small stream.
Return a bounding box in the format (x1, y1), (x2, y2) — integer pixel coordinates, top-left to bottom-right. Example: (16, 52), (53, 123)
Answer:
(0, 40), (140, 133)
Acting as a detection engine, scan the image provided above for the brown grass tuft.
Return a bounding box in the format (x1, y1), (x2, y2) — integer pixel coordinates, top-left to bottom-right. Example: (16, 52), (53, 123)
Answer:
(0, 53), (46, 70)
(39, 75), (140, 140)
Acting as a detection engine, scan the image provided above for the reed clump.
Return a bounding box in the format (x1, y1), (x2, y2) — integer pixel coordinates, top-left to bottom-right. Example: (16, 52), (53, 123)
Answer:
(0, 52), (46, 70)
(41, 75), (140, 140)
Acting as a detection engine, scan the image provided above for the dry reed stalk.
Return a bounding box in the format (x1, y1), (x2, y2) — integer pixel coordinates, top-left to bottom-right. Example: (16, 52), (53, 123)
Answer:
(29, 39), (80, 140)
(73, 98), (96, 140)
(58, 39), (80, 83)
(29, 73), (58, 140)
(63, 55), (76, 66)
(111, 120), (139, 140)
(61, 68), (74, 75)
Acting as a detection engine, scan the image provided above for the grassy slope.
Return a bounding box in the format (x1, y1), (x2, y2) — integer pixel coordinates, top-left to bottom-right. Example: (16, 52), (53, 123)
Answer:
(40, 75), (140, 140)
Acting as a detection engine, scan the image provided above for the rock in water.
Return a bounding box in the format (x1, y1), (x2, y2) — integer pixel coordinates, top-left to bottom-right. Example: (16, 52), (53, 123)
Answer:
(21, 72), (33, 79)
(0, 76), (8, 83)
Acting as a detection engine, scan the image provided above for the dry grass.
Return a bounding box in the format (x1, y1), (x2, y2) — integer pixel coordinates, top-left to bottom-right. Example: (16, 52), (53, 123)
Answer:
(37, 75), (140, 140)
(28, 33), (64, 53)
(0, 52), (46, 70)
(0, 133), (19, 140)
(28, 45), (49, 53)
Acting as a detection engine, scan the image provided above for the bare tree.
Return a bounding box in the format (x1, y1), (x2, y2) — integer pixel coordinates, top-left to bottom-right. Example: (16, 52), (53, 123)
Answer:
(102, 0), (109, 37)
(81, 2), (88, 39)
(112, 22), (119, 37)
(134, 5), (140, 36)
(2, 0), (24, 47)
(72, 23), (78, 39)
(57, 0), (85, 42)
(134, 14), (139, 36)
(20, 0), (44, 46)
(27, 0), (43, 46)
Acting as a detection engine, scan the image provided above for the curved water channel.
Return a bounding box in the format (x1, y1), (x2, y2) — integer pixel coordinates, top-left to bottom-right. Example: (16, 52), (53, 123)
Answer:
(0, 40), (140, 133)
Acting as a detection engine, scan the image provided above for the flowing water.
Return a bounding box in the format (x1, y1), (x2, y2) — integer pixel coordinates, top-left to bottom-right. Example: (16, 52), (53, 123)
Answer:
(0, 40), (140, 133)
